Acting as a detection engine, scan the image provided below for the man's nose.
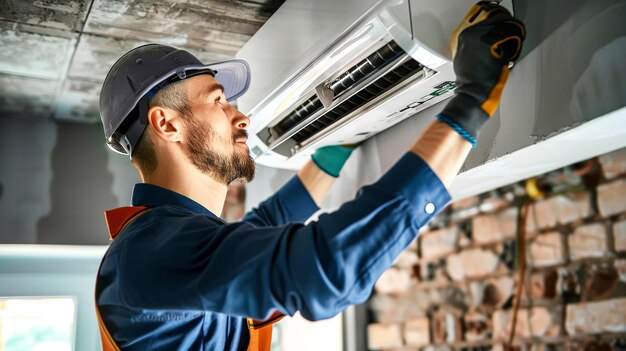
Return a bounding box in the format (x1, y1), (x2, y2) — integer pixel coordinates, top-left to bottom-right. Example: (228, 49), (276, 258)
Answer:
(232, 107), (250, 130)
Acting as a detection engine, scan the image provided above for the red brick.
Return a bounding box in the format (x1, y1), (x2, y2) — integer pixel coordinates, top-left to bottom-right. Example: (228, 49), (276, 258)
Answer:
(613, 219), (626, 252)
(493, 309), (531, 339)
(526, 193), (592, 232)
(568, 341), (613, 351)
(472, 207), (518, 244)
(403, 317), (430, 347)
(617, 259), (626, 283)
(458, 235), (471, 247)
(565, 297), (626, 335)
(529, 270), (559, 299)
(225, 183), (245, 203)
(554, 193), (592, 224)
(393, 250), (418, 269)
(370, 293), (428, 324)
(369, 294), (401, 323)
(597, 179), (626, 217)
(492, 306), (562, 338)
(420, 226), (460, 260)
(222, 184), (246, 222)
(529, 232), (565, 267)
(446, 248), (500, 281)
(599, 147), (626, 179)
(529, 306), (561, 336)
(371, 289), (441, 324)
(432, 311), (462, 343)
(433, 286), (468, 313)
(493, 306), (561, 338)
(409, 290), (441, 316)
(375, 267), (414, 295)
(464, 312), (490, 341)
(583, 264), (620, 300)
(557, 267), (582, 299)
(527, 199), (559, 231)
(469, 276), (514, 308)
(568, 223), (608, 260)
(419, 260), (449, 284)
(221, 202), (245, 222)
(513, 344), (563, 351)
(367, 323), (403, 349)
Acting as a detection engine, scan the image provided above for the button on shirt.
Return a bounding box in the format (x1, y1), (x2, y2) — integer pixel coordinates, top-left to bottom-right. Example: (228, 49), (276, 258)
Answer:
(96, 152), (451, 350)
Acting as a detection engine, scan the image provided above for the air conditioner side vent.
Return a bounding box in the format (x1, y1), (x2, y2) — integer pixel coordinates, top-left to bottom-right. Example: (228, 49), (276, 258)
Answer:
(271, 41), (405, 138)
(290, 57), (423, 144)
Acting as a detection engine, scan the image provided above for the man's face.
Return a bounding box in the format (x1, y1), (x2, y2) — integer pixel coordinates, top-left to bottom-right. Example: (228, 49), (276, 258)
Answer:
(181, 75), (255, 184)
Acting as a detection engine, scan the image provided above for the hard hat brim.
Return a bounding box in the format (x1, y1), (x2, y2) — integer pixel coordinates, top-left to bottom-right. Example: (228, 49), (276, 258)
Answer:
(209, 59), (251, 102)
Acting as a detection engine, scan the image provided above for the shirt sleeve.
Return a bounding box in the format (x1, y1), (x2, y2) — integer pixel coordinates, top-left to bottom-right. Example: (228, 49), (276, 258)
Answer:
(240, 176), (319, 226)
(116, 152), (451, 321)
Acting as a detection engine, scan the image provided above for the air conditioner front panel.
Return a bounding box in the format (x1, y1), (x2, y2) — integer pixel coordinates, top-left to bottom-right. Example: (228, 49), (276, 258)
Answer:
(251, 63), (456, 170)
(261, 41), (428, 157)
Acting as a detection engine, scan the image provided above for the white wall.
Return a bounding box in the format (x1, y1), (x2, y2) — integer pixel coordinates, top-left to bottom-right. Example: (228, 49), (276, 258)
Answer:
(0, 245), (107, 351)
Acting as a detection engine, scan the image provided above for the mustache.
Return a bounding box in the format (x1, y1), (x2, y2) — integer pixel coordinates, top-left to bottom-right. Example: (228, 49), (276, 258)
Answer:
(233, 129), (248, 142)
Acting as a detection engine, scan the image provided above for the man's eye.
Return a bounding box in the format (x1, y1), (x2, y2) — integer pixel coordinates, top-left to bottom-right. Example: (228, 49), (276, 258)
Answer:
(214, 96), (222, 104)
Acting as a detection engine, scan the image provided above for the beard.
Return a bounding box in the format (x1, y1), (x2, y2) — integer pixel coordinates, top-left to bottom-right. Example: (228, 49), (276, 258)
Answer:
(183, 116), (255, 185)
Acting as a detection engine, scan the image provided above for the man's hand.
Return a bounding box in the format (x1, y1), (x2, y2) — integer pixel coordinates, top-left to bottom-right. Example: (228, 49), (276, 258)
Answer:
(411, 2), (525, 186)
(298, 144), (357, 206)
(438, 1), (526, 146)
(311, 145), (357, 178)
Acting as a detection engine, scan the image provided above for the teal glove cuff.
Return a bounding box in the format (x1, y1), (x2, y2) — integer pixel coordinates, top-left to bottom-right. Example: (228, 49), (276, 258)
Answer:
(310, 145), (356, 177)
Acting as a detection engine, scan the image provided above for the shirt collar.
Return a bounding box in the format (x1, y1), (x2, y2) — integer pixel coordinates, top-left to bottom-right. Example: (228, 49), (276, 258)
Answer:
(131, 183), (220, 218)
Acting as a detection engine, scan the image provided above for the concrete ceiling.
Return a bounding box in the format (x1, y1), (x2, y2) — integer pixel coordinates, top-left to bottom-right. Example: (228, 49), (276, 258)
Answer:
(0, 0), (285, 123)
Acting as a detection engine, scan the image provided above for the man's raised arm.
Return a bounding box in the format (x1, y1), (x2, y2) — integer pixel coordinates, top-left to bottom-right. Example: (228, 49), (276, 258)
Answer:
(241, 145), (355, 226)
(413, 2), (525, 186)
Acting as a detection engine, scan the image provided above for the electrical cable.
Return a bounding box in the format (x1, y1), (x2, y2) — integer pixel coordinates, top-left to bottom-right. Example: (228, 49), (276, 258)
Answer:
(506, 199), (529, 350)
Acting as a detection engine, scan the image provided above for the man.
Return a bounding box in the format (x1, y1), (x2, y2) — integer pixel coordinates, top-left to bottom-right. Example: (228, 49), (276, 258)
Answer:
(96, 2), (524, 350)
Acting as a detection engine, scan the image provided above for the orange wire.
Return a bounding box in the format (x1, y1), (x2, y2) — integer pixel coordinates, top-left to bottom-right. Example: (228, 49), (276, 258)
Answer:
(506, 201), (529, 350)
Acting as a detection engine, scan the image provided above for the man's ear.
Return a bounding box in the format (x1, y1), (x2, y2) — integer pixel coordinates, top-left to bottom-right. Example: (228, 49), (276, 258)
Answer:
(147, 106), (184, 144)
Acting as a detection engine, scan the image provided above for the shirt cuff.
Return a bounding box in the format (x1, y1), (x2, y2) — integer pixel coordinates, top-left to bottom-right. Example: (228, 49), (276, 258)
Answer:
(377, 152), (451, 218)
(276, 176), (320, 222)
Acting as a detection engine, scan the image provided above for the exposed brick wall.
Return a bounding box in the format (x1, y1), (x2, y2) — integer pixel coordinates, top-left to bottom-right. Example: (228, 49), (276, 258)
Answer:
(221, 181), (246, 222)
(367, 147), (626, 350)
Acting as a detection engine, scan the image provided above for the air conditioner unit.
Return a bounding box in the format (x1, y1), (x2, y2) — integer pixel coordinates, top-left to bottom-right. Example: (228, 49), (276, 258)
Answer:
(237, 0), (513, 170)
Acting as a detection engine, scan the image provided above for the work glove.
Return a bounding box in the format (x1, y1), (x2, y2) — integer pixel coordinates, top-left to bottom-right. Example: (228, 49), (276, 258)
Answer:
(311, 144), (358, 177)
(437, 1), (526, 147)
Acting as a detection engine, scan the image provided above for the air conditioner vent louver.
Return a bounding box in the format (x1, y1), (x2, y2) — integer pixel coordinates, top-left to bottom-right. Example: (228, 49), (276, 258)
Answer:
(290, 57), (423, 144)
(272, 41), (405, 138)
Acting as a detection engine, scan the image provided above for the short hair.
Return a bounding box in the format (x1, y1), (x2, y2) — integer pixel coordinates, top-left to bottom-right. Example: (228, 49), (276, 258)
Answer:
(132, 80), (192, 176)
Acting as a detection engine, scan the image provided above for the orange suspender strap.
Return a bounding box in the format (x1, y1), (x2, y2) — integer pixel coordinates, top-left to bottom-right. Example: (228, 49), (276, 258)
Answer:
(96, 206), (150, 351)
(96, 301), (121, 351)
(247, 312), (285, 351)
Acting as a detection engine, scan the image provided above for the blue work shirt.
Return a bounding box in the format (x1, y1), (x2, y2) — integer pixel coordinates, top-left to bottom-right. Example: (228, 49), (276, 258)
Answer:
(96, 152), (450, 350)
